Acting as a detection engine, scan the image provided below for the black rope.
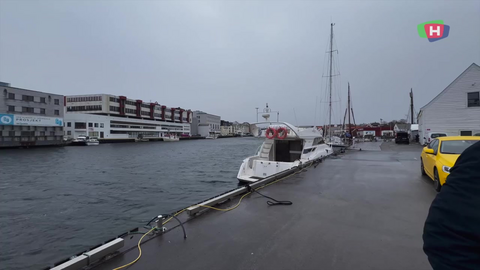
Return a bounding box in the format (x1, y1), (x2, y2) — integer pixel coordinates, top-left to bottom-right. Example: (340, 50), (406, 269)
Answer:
(246, 185), (292, 206)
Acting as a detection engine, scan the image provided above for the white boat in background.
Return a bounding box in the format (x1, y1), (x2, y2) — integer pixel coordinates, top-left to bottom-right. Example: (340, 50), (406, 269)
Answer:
(71, 136), (99, 146)
(85, 138), (100, 146)
(163, 133), (179, 142)
(205, 133), (218, 139)
(237, 122), (333, 183)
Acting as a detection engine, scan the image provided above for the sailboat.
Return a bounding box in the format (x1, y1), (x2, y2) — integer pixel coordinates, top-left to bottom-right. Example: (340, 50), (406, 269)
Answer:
(324, 23), (347, 152)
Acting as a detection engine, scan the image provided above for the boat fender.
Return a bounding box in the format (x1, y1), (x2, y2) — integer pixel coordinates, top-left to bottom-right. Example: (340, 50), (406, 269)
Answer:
(266, 127), (277, 139)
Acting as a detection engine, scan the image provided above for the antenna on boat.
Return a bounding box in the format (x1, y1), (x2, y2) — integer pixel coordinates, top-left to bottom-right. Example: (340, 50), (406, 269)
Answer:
(293, 108), (299, 126)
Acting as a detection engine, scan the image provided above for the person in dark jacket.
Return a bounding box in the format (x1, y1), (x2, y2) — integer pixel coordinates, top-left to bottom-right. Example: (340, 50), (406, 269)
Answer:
(423, 141), (480, 270)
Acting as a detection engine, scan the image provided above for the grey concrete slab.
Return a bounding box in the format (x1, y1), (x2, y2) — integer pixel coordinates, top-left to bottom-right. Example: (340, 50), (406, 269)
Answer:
(92, 144), (436, 270)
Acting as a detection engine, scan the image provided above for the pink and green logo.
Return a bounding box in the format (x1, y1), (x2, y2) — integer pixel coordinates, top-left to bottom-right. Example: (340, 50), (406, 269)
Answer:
(417, 20), (450, 42)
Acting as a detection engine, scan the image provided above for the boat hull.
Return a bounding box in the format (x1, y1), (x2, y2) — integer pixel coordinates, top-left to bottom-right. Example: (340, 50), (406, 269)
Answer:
(163, 137), (179, 142)
(85, 142), (99, 146)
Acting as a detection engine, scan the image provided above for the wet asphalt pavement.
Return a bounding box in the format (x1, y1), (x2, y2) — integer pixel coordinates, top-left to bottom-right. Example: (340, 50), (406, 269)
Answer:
(93, 141), (436, 270)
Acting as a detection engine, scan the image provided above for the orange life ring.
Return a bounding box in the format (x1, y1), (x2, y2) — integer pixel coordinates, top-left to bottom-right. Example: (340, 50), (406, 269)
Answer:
(276, 127), (288, 139)
(266, 127), (277, 139)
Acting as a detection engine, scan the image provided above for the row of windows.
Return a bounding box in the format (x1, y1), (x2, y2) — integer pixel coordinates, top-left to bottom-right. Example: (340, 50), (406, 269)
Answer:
(110, 124), (157, 129)
(109, 97), (119, 102)
(111, 124), (128, 128)
(67, 96), (102, 102)
(66, 122), (104, 128)
(0, 126), (60, 131)
(210, 124), (220, 130)
(0, 136), (62, 141)
(2, 131), (56, 136)
(7, 106), (59, 115)
(67, 105), (102, 112)
(5, 92), (59, 104)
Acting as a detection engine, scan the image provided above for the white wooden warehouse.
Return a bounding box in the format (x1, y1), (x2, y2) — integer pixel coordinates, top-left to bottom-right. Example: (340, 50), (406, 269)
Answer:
(418, 63), (480, 145)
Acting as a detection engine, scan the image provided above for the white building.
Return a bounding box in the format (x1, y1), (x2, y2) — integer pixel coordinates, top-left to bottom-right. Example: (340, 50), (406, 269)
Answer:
(418, 63), (480, 145)
(220, 121), (250, 136)
(191, 111), (221, 137)
(64, 94), (192, 141)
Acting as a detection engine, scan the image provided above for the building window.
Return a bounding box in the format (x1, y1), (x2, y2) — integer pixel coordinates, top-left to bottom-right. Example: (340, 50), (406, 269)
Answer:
(66, 105), (102, 112)
(22, 95), (34, 102)
(460, 131), (472, 136)
(467, 92), (479, 107)
(54, 110), (60, 115)
(109, 106), (120, 112)
(54, 99), (60, 105)
(74, 122), (86, 129)
(100, 123), (104, 128)
(8, 93), (15, 99)
(67, 131), (72, 135)
(67, 122), (71, 127)
(88, 123), (93, 127)
(94, 123), (99, 128)
(40, 108), (46, 114)
(22, 107), (34, 113)
(7, 106), (15, 112)
(40, 131), (45, 136)
(9, 131), (16, 136)
(50, 131), (55, 136)
(40, 97), (46, 103)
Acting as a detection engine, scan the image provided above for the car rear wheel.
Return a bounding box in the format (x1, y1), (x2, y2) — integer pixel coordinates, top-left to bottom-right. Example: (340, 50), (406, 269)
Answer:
(420, 159), (426, 175)
(433, 168), (441, 192)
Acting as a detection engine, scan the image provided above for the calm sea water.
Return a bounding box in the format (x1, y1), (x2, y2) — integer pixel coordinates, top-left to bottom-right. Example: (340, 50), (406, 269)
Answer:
(0, 138), (262, 270)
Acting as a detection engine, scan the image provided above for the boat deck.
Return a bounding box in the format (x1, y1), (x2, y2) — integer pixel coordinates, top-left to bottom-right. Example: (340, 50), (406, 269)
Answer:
(92, 142), (435, 270)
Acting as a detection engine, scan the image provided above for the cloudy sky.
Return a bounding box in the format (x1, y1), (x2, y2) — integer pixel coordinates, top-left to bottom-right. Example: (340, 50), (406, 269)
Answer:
(1, 0), (479, 125)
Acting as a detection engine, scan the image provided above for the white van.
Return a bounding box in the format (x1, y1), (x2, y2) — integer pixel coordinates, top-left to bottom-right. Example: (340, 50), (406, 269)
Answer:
(424, 132), (448, 145)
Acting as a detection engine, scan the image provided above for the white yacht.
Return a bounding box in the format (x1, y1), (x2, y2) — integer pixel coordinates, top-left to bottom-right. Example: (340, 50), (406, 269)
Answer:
(71, 136), (99, 146)
(85, 138), (100, 146)
(237, 122), (333, 183)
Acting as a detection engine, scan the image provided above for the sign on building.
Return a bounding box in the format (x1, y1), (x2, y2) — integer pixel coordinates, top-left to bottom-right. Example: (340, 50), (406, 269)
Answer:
(0, 114), (63, 126)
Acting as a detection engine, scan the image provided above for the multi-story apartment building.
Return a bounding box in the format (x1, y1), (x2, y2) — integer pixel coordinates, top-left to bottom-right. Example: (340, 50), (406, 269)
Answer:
(0, 82), (64, 148)
(64, 94), (192, 140)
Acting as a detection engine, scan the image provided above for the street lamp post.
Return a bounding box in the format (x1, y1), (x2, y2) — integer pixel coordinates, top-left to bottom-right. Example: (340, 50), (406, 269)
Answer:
(255, 107), (259, 122)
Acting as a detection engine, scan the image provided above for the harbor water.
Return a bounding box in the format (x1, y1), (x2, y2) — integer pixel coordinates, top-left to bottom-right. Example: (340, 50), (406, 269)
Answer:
(0, 138), (262, 270)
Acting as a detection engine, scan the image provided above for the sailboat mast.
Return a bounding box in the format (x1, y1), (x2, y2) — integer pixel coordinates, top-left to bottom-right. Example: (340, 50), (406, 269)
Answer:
(328, 23), (334, 138)
(348, 83), (352, 143)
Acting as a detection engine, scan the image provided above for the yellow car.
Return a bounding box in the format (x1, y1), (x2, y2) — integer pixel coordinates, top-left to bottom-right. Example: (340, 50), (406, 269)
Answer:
(420, 136), (480, 191)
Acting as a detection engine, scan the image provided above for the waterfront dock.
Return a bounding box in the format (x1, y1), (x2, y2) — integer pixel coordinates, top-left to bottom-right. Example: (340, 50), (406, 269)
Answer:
(83, 142), (434, 270)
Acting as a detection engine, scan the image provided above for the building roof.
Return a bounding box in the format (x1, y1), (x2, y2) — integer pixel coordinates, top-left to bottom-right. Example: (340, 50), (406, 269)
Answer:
(420, 63), (480, 112)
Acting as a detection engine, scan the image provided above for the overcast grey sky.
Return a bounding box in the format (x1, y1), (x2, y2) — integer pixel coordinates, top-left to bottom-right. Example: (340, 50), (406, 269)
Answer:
(1, 0), (479, 125)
